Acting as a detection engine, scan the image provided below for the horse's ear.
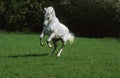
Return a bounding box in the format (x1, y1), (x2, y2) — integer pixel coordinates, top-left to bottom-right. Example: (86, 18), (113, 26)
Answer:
(44, 8), (47, 11)
(51, 9), (55, 15)
(52, 9), (54, 13)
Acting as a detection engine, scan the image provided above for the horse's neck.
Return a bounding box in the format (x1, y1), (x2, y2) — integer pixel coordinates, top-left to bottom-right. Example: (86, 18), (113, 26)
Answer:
(50, 16), (60, 24)
(44, 17), (59, 26)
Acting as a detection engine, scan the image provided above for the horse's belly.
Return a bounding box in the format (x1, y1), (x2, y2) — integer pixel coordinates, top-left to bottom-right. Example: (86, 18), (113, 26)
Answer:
(54, 35), (61, 39)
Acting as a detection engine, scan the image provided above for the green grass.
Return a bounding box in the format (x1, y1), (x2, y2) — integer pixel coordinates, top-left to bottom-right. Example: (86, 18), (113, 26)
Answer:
(0, 32), (120, 78)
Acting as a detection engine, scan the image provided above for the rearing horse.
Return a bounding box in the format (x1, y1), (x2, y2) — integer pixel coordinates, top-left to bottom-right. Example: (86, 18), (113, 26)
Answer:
(40, 6), (75, 57)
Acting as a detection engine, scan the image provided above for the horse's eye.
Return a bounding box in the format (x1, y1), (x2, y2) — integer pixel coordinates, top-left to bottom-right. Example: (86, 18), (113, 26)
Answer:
(47, 17), (50, 20)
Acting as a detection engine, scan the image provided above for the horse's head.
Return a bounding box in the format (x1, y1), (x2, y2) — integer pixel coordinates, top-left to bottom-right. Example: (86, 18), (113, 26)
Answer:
(43, 6), (56, 26)
(44, 6), (56, 21)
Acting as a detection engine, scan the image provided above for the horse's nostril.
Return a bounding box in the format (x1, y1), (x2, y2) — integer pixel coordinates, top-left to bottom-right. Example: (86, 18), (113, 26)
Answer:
(47, 17), (50, 20)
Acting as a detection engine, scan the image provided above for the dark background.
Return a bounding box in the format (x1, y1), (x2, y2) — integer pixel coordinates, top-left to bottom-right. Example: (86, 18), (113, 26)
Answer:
(0, 0), (120, 37)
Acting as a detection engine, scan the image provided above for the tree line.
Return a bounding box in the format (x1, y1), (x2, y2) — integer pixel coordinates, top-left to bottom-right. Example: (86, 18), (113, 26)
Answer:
(0, 0), (120, 37)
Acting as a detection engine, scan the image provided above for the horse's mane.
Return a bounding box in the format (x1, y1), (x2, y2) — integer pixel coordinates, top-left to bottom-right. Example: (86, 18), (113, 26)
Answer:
(46, 7), (56, 16)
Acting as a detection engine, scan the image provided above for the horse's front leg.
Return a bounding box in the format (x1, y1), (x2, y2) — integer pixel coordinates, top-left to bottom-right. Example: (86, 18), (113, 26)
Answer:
(47, 33), (55, 48)
(40, 32), (44, 46)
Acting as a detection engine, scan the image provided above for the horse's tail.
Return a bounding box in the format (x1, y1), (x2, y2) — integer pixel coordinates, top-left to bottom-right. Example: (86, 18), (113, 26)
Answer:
(68, 32), (75, 44)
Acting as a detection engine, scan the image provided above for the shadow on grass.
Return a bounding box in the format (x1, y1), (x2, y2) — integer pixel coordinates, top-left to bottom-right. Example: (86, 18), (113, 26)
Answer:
(5, 53), (49, 58)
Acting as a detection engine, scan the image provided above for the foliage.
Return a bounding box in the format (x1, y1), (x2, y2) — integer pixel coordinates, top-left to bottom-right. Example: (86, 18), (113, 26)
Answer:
(57, 0), (119, 37)
(0, 0), (120, 37)
(0, 0), (44, 32)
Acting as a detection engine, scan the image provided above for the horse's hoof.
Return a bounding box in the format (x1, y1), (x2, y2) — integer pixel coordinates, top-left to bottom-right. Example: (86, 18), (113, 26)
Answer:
(56, 53), (60, 57)
(48, 44), (52, 48)
(49, 46), (52, 48)
(56, 52), (62, 57)
(40, 43), (44, 46)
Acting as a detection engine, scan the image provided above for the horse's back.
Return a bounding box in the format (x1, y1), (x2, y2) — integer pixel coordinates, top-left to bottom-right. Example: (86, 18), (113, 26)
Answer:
(53, 23), (69, 37)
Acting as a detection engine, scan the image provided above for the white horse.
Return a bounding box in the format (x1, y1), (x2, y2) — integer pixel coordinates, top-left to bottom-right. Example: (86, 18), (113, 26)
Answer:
(40, 6), (75, 57)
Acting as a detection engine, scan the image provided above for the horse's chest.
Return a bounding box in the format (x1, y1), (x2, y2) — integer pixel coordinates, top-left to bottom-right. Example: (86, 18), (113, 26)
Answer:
(44, 26), (52, 34)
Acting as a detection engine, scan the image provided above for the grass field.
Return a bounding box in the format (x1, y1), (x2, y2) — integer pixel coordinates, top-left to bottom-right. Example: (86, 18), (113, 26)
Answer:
(0, 32), (120, 78)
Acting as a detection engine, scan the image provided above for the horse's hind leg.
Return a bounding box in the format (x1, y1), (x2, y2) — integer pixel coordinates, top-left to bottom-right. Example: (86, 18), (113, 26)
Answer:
(49, 39), (58, 56)
(57, 40), (66, 57)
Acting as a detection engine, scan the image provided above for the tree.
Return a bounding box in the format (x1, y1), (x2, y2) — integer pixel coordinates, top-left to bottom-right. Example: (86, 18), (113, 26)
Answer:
(0, 0), (120, 37)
